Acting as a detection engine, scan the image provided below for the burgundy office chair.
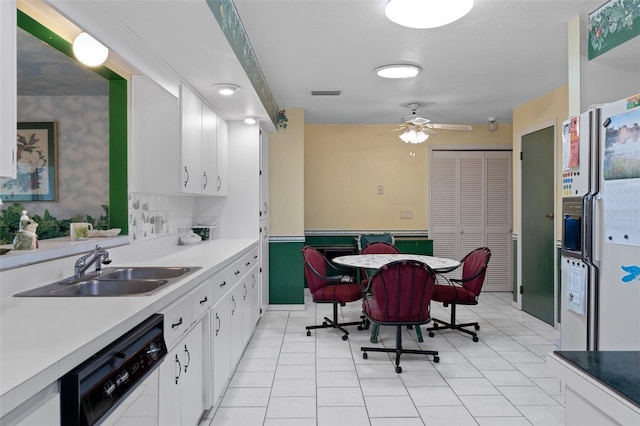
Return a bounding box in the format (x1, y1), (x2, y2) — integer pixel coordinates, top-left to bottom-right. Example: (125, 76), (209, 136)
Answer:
(426, 247), (491, 342)
(359, 241), (400, 287)
(302, 246), (366, 340)
(361, 260), (440, 373)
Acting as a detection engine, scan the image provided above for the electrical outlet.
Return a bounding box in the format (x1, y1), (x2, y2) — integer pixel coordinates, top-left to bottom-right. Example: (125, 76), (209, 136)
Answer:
(400, 211), (413, 219)
(377, 185), (384, 195)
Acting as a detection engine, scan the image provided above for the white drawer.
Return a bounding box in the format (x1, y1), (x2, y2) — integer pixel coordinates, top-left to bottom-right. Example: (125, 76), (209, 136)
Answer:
(191, 278), (213, 322)
(229, 259), (244, 287)
(161, 296), (192, 349)
(244, 248), (259, 273)
(213, 268), (230, 303)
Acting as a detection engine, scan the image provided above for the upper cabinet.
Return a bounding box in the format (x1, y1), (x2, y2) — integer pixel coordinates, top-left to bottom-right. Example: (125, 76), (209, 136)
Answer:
(130, 75), (180, 193)
(0, 0), (17, 179)
(215, 116), (228, 196)
(180, 85), (227, 196)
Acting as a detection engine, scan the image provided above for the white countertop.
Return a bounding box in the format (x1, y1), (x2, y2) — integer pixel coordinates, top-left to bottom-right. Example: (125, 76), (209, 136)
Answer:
(0, 238), (257, 417)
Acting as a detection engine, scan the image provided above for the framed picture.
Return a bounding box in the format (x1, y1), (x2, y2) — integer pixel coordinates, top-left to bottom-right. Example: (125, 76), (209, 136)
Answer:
(1, 122), (58, 202)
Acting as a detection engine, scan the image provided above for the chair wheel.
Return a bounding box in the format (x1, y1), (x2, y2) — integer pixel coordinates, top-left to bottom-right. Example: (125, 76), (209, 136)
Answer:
(472, 336), (479, 342)
(342, 334), (348, 341)
(428, 332), (435, 337)
(432, 323), (439, 329)
(306, 330), (311, 336)
(395, 366), (402, 373)
(357, 325), (363, 331)
(363, 352), (368, 359)
(322, 321), (328, 326)
(433, 356), (440, 363)
(474, 325), (480, 330)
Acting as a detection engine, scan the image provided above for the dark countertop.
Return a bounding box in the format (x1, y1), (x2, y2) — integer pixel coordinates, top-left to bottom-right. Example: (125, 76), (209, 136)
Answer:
(554, 351), (640, 408)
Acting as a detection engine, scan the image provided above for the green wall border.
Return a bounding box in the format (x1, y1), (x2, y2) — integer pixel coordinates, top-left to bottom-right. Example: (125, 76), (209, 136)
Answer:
(18, 10), (128, 233)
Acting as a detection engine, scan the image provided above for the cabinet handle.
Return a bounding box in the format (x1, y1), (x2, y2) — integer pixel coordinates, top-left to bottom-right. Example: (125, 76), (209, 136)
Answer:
(203, 171), (208, 189)
(235, 270), (240, 277)
(254, 255), (258, 260)
(184, 166), (189, 187)
(171, 317), (183, 329)
(232, 296), (236, 315)
(220, 281), (226, 288)
(217, 176), (221, 191)
(215, 313), (221, 336)
(246, 262), (251, 267)
(174, 354), (181, 384)
(199, 296), (208, 305)
(243, 283), (247, 300)
(252, 273), (256, 288)
(184, 344), (190, 373)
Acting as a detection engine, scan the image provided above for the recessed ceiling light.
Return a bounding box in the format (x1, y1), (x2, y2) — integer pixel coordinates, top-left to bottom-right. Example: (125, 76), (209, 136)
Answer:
(375, 64), (422, 79)
(213, 83), (240, 96)
(72, 32), (109, 67)
(244, 117), (258, 125)
(385, 0), (474, 29)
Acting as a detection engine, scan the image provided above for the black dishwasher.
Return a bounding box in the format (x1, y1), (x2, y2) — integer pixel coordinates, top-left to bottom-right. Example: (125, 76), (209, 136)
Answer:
(60, 314), (167, 425)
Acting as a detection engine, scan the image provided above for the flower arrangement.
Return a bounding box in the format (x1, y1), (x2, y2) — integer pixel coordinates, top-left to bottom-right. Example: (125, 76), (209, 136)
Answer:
(277, 109), (288, 129)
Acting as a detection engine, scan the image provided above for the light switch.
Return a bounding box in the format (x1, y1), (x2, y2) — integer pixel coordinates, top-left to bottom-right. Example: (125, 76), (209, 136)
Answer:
(377, 185), (384, 195)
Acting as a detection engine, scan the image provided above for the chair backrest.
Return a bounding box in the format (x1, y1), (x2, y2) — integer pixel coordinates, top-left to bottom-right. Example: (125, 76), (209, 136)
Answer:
(357, 233), (394, 252)
(302, 246), (328, 293)
(361, 241), (400, 255)
(363, 260), (436, 324)
(459, 247), (492, 297)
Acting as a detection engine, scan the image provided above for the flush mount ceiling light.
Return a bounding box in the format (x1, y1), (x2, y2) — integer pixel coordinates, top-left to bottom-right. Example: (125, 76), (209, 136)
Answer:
(72, 32), (109, 67)
(213, 83), (240, 96)
(244, 116), (258, 125)
(385, 0), (474, 29)
(375, 64), (422, 79)
(487, 117), (498, 132)
(399, 129), (429, 144)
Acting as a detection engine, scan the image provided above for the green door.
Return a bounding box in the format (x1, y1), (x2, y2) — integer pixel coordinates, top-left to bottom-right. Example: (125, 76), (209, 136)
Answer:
(521, 126), (555, 325)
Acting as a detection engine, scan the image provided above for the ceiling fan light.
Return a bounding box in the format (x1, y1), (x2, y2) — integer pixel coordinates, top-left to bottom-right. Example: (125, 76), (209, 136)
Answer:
(385, 0), (474, 29)
(213, 83), (241, 96)
(72, 32), (109, 67)
(375, 64), (422, 79)
(399, 129), (429, 143)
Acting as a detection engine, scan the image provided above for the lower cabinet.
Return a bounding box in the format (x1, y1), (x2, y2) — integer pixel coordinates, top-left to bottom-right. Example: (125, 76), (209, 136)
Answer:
(211, 296), (231, 405)
(159, 320), (204, 426)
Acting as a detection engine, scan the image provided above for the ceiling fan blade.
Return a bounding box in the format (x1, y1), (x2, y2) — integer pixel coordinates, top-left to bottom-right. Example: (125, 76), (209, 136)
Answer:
(429, 123), (473, 131)
(376, 126), (405, 136)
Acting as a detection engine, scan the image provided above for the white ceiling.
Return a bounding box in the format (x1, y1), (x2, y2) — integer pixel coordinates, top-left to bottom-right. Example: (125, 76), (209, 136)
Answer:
(20, 0), (638, 129)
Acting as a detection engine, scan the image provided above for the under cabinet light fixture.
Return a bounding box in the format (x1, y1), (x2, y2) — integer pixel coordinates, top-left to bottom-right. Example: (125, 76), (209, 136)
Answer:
(213, 83), (240, 96)
(72, 32), (109, 67)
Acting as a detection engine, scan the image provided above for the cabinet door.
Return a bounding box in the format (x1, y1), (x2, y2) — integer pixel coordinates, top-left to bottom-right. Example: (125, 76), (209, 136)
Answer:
(181, 320), (204, 426)
(229, 284), (244, 368)
(0, 0), (17, 179)
(201, 104), (218, 195)
(215, 116), (228, 196)
(243, 268), (259, 347)
(180, 85), (202, 194)
(159, 345), (183, 426)
(131, 75), (179, 193)
(212, 298), (231, 405)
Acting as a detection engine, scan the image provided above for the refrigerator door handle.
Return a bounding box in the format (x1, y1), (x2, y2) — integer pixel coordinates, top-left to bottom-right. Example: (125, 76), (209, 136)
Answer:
(582, 193), (593, 264)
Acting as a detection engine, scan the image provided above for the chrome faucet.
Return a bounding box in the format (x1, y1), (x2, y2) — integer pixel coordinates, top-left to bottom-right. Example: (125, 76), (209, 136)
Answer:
(74, 245), (112, 278)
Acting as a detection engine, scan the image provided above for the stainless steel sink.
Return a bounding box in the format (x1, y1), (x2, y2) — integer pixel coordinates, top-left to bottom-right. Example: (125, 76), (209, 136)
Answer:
(99, 267), (193, 280)
(14, 266), (201, 297)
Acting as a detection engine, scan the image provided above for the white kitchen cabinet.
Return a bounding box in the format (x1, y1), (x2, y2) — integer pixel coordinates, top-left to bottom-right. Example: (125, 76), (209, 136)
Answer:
(211, 294), (231, 405)
(159, 319), (204, 426)
(229, 283), (245, 367)
(0, 0), (17, 179)
(215, 116), (228, 196)
(180, 85), (203, 194)
(180, 85), (226, 196)
(130, 75), (180, 193)
(242, 266), (260, 348)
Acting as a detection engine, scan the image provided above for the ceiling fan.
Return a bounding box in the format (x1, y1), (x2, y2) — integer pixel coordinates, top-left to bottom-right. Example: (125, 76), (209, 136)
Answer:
(397, 102), (473, 136)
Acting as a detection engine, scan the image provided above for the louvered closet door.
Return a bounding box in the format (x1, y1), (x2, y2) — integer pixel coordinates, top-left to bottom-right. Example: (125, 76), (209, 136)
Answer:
(431, 150), (512, 291)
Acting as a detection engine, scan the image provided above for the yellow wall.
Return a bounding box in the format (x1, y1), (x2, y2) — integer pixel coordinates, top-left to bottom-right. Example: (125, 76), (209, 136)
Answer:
(269, 108), (305, 236)
(512, 84), (568, 237)
(304, 123), (512, 231)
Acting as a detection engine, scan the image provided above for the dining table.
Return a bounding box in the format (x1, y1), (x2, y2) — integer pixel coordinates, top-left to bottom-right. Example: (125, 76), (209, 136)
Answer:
(332, 253), (461, 343)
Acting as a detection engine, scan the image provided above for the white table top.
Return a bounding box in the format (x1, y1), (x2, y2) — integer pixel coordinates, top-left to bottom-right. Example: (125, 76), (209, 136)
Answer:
(332, 254), (460, 272)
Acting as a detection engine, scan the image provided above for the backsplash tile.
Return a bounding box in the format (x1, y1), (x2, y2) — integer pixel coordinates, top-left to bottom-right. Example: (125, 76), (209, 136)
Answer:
(129, 193), (197, 243)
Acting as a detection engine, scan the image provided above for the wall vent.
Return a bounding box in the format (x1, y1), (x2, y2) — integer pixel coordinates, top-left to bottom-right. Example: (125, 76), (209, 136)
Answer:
(311, 90), (342, 96)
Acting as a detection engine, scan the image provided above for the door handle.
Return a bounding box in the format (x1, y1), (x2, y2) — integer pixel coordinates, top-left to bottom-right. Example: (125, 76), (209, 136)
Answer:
(545, 213), (554, 219)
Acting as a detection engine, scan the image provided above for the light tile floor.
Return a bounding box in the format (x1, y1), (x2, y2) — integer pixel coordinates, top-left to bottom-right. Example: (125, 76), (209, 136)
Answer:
(207, 292), (564, 426)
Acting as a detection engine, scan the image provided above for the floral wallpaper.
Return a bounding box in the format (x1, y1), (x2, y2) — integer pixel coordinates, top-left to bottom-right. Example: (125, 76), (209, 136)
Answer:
(13, 95), (109, 219)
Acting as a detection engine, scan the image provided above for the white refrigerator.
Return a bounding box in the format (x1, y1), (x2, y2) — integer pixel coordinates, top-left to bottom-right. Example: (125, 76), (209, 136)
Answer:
(560, 94), (640, 351)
